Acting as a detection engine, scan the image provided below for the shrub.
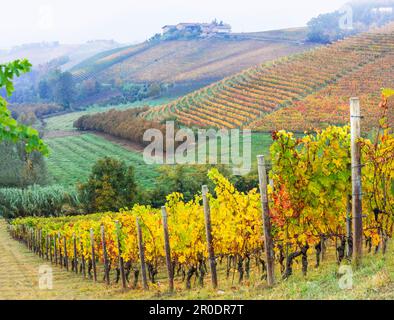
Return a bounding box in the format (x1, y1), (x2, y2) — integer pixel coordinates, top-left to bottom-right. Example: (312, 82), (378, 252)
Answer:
(0, 185), (79, 219)
(73, 107), (169, 147)
(78, 157), (137, 213)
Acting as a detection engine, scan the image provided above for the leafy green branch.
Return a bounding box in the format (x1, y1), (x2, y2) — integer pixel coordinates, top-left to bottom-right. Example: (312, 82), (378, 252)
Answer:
(0, 59), (48, 155)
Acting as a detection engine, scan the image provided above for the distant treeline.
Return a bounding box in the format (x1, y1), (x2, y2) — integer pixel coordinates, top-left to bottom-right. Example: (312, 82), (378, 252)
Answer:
(307, 0), (394, 43)
(73, 107), (168, 147)
(9, 103), (64, 120)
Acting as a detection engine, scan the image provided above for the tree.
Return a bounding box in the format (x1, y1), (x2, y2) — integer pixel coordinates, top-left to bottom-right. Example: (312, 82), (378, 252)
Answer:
(53, 71), (75, 108)
(307, 12), (346, 43)
(0, 111), (48, 187)
(38, 79), (51, 100)
(147, 83), (162, 98)
(78, 157), (137, 213)
(141, 164), (231, 207)
(0, 59), (47, 154)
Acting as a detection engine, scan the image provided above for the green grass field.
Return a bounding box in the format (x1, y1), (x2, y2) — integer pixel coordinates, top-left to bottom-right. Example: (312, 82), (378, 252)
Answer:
(45, 134), (159, 188)
(44, 131), (274, 189)
(194, 132), (273, 174)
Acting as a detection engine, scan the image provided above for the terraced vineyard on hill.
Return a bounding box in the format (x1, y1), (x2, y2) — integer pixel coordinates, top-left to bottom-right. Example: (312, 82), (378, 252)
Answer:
(250, 54), (394, 132)
(144, 23), (394, 130)
(70, 29), (312, 87)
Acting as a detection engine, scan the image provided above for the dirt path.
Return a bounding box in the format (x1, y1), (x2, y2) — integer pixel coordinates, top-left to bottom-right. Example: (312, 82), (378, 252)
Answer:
(0, 219), (126, 300)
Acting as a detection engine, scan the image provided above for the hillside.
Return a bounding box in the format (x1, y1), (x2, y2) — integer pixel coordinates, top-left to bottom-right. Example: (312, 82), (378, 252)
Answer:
(70, 28), (314, 91)
(0, 40), (122, 70)
(249, 53), (394, 132)
(144, 23), (394, 130)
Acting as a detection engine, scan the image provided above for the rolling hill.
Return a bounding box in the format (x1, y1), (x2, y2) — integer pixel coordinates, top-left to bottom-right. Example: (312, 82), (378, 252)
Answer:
(0, 40), (123, 70)
(144, 23), (394, 130)
(70, 28), (315, 92)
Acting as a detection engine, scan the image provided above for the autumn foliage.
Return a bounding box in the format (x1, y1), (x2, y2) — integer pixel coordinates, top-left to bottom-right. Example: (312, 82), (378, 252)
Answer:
(73, 107), (166, 147)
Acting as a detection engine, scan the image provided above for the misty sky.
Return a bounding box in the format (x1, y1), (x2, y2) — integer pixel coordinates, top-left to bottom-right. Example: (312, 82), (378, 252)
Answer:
(2, 0), (348, 48)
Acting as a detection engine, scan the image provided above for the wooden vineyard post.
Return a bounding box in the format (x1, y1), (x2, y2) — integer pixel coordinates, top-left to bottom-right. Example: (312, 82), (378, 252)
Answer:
(63, 236), (69, 271)
(33, 229), (37, 254)
(30, 228), (33, 252)
(27, 228), (31, 251)
(161, 206), (174, 293)
(136, 217), (149, 290)
(202, 185), (218, 289)
(321, 236), (326, 262)
(115, 221), (127, 289)
(34, 229), (37, 255)
(34, 229), (37, 254)
(73, 234), (78, 274)
(49, 235), (53, 263)
(41, 230), (44, 258)
(46, 235), (49, 260)
(54, 234), (58, 265)
(33, 229), (36, 253)
(90, 229), (97, 282)
(257, 155), (275, 287)
(81, 242), (86, 278)
(101, 225), (110, 285)
(350, 97), (363, 266)
(58, 233), (63, 269)
(346, 195), (352, 258)
(38, 229), (42, 258)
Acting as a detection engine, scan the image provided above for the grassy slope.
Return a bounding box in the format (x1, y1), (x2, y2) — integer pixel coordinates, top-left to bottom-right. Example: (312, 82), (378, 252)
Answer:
(45, 134), (159, 188)
(71, 28), (313, 86)
(44, 130), (274, 188)
(1, 217), (393, 300)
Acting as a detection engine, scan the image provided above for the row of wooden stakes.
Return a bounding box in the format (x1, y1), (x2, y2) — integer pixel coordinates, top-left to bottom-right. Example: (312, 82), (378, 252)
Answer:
(9, 155), (276, 291)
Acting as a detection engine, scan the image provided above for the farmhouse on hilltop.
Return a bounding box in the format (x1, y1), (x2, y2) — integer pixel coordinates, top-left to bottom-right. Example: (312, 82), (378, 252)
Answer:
(162, 20), (231, 37)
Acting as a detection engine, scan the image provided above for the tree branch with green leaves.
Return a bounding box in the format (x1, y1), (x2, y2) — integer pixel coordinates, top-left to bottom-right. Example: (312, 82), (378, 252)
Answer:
(0, 59), (48, 155)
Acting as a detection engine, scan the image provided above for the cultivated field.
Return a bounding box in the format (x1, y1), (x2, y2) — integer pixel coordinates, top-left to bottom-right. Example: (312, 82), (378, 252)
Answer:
(71, 28), (314, 88)
(2, 219), (394, 300)
(45, 134), (159, 187)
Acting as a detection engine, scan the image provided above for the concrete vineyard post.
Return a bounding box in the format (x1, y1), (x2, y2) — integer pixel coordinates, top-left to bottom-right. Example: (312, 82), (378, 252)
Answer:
(202, 185), (218, 289)
(161, 206), (174, 293)
(350, 97), (363, 266)
(257, 155), (275, 287)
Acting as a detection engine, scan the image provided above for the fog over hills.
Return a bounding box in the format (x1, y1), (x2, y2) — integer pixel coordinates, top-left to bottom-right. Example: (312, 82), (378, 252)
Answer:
(0, 40), (123, 70)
